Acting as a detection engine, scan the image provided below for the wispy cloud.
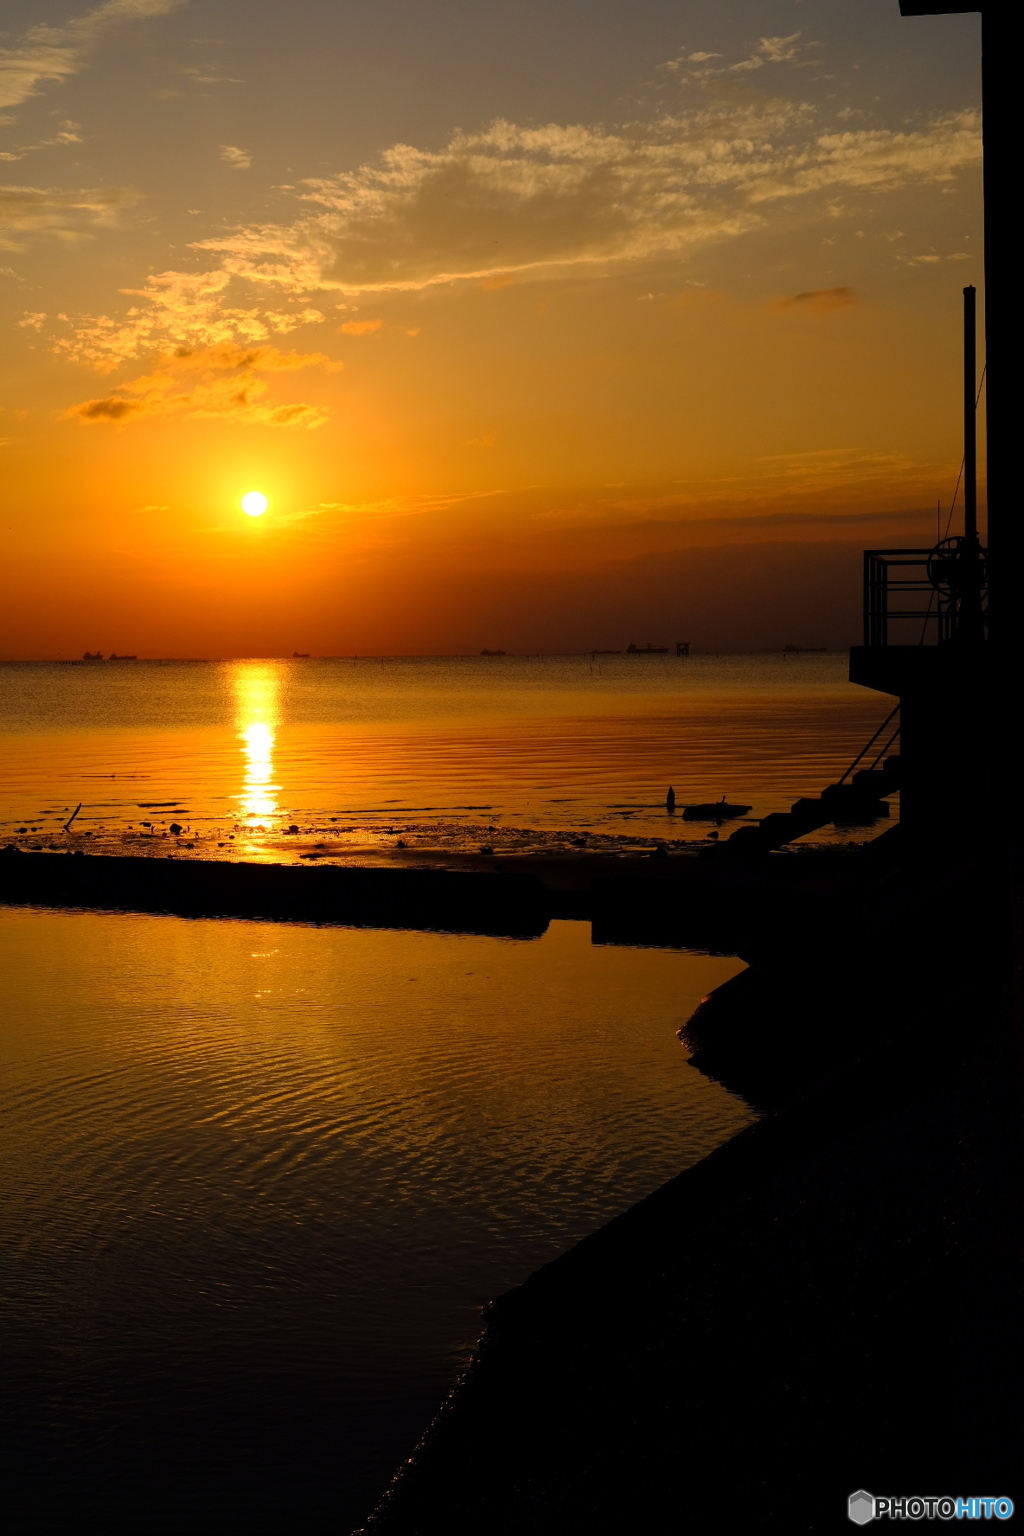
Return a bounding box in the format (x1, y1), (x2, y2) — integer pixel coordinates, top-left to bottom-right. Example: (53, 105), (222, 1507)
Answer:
(730, 33), (814, 72)
(1, 182), (138, 249)
(776, 285), (858, 313)
(0, 120), (81, 164)
(49, 268), (326, 368)
(220, 144), (251, 171)
(661, 32), (817, 78)
(65, 343), (335, 428)
(286, 490), (505, 526)
(181, 63), (244, 87)
(338, 318), (382, 335)
(0, 0), (184, 112)
(47, 98), (980, 361)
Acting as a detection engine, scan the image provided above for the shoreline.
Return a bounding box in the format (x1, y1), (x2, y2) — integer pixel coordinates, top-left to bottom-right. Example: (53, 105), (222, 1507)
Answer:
(356, 842), (1023, 1531)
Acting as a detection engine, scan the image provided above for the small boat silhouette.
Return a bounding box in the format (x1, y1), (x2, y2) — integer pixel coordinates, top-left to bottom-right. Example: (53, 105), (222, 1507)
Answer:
(682, 796), (751, 821)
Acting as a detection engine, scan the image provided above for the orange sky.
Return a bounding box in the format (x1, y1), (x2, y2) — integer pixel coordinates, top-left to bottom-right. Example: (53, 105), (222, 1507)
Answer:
(0, 0), (983, 655)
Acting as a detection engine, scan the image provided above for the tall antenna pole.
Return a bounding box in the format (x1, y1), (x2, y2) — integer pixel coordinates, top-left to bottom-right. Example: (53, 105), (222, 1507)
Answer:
(963, 284), (977, 544)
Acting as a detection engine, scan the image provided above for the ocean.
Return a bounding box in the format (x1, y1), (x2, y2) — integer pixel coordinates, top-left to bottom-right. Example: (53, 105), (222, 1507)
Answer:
(0, 654), (890, 1530)
(0, 652), (895, 858)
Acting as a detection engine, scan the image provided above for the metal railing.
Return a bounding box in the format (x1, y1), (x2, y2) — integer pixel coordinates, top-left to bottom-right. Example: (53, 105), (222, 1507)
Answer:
(837, 702), (901, 784)
(862, 540), (988, 647)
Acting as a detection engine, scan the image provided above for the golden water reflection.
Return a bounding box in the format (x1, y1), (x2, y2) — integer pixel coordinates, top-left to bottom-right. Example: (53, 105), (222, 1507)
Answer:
(230, 663), (282, 826)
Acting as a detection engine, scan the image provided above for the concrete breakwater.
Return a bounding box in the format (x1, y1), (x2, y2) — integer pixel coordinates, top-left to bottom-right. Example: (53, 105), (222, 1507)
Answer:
(0, 837), (885, 960)
(0, 847), (550, 939)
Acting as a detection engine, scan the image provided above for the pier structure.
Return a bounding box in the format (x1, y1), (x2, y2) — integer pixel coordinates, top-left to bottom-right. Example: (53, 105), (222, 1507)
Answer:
(849, 2), (1016, 848)
(849, 284), (991, 840)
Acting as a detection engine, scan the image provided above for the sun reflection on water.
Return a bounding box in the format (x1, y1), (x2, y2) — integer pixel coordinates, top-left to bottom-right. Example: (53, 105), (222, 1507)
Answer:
(231, 663), (281, 828)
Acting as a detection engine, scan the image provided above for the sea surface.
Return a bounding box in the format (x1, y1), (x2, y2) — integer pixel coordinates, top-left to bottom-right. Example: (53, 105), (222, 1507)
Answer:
(0, 653), (896, 859)
(0, 654), (892, 1530)
(0, 908), (748, 1531)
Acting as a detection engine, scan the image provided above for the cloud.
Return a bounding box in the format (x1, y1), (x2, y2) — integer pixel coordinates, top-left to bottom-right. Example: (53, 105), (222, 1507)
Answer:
(756, 34), (806, 65)
(46, 99), (980, 361)
(0, 183), (138, 249)
(338, 318), (382, 335)
(0, 121), (82, 164)
(0, 0), (183, 112)
(65, 343), (334, 428)
(665, 32), (817, 80)
(182, 66), (244, 87)
(286, 489), (505, 526)
(75, 394), (140, 420)
(220, 145), (251, 171)
(776, 286), (858, 313)
(730, 33), (813, 72)
(51, 268), (326, 368)
(195, 105), (981, 298)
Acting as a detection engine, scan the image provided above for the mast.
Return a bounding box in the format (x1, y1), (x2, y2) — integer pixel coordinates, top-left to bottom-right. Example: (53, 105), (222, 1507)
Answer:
(963, 284), (976, 545)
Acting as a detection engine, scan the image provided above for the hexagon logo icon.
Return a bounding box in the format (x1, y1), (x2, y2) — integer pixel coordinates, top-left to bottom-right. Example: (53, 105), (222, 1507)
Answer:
(848, 1490), (876, 1525)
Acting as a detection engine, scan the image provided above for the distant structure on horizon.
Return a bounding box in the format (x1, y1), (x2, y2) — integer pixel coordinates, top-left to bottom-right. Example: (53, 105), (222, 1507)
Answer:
(480, 648), (506, 656)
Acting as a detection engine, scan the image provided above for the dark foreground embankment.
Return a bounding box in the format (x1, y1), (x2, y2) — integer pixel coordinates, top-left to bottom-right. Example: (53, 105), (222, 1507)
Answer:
(357, 848), (1023, 1533)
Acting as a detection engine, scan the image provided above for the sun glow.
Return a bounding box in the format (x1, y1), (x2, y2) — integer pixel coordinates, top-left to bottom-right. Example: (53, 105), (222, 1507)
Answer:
(241, 491), (269, 517)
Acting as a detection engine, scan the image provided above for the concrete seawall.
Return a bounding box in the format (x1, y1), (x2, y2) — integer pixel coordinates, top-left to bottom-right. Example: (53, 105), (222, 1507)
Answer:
(0, 847), (550, 939)
(0, 838), (889, 963)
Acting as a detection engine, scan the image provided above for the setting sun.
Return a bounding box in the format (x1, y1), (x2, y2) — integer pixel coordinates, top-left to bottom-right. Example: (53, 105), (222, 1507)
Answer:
(241, 491), (269, 518)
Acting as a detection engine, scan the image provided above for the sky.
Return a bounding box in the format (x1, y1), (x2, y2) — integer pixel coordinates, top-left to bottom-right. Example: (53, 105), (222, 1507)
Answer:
(0, 0), (982, 656)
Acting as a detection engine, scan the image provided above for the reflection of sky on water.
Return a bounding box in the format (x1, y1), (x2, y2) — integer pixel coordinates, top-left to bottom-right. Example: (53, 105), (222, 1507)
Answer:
(231, 664), (281, 825)
(0, 657), (896, 848)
